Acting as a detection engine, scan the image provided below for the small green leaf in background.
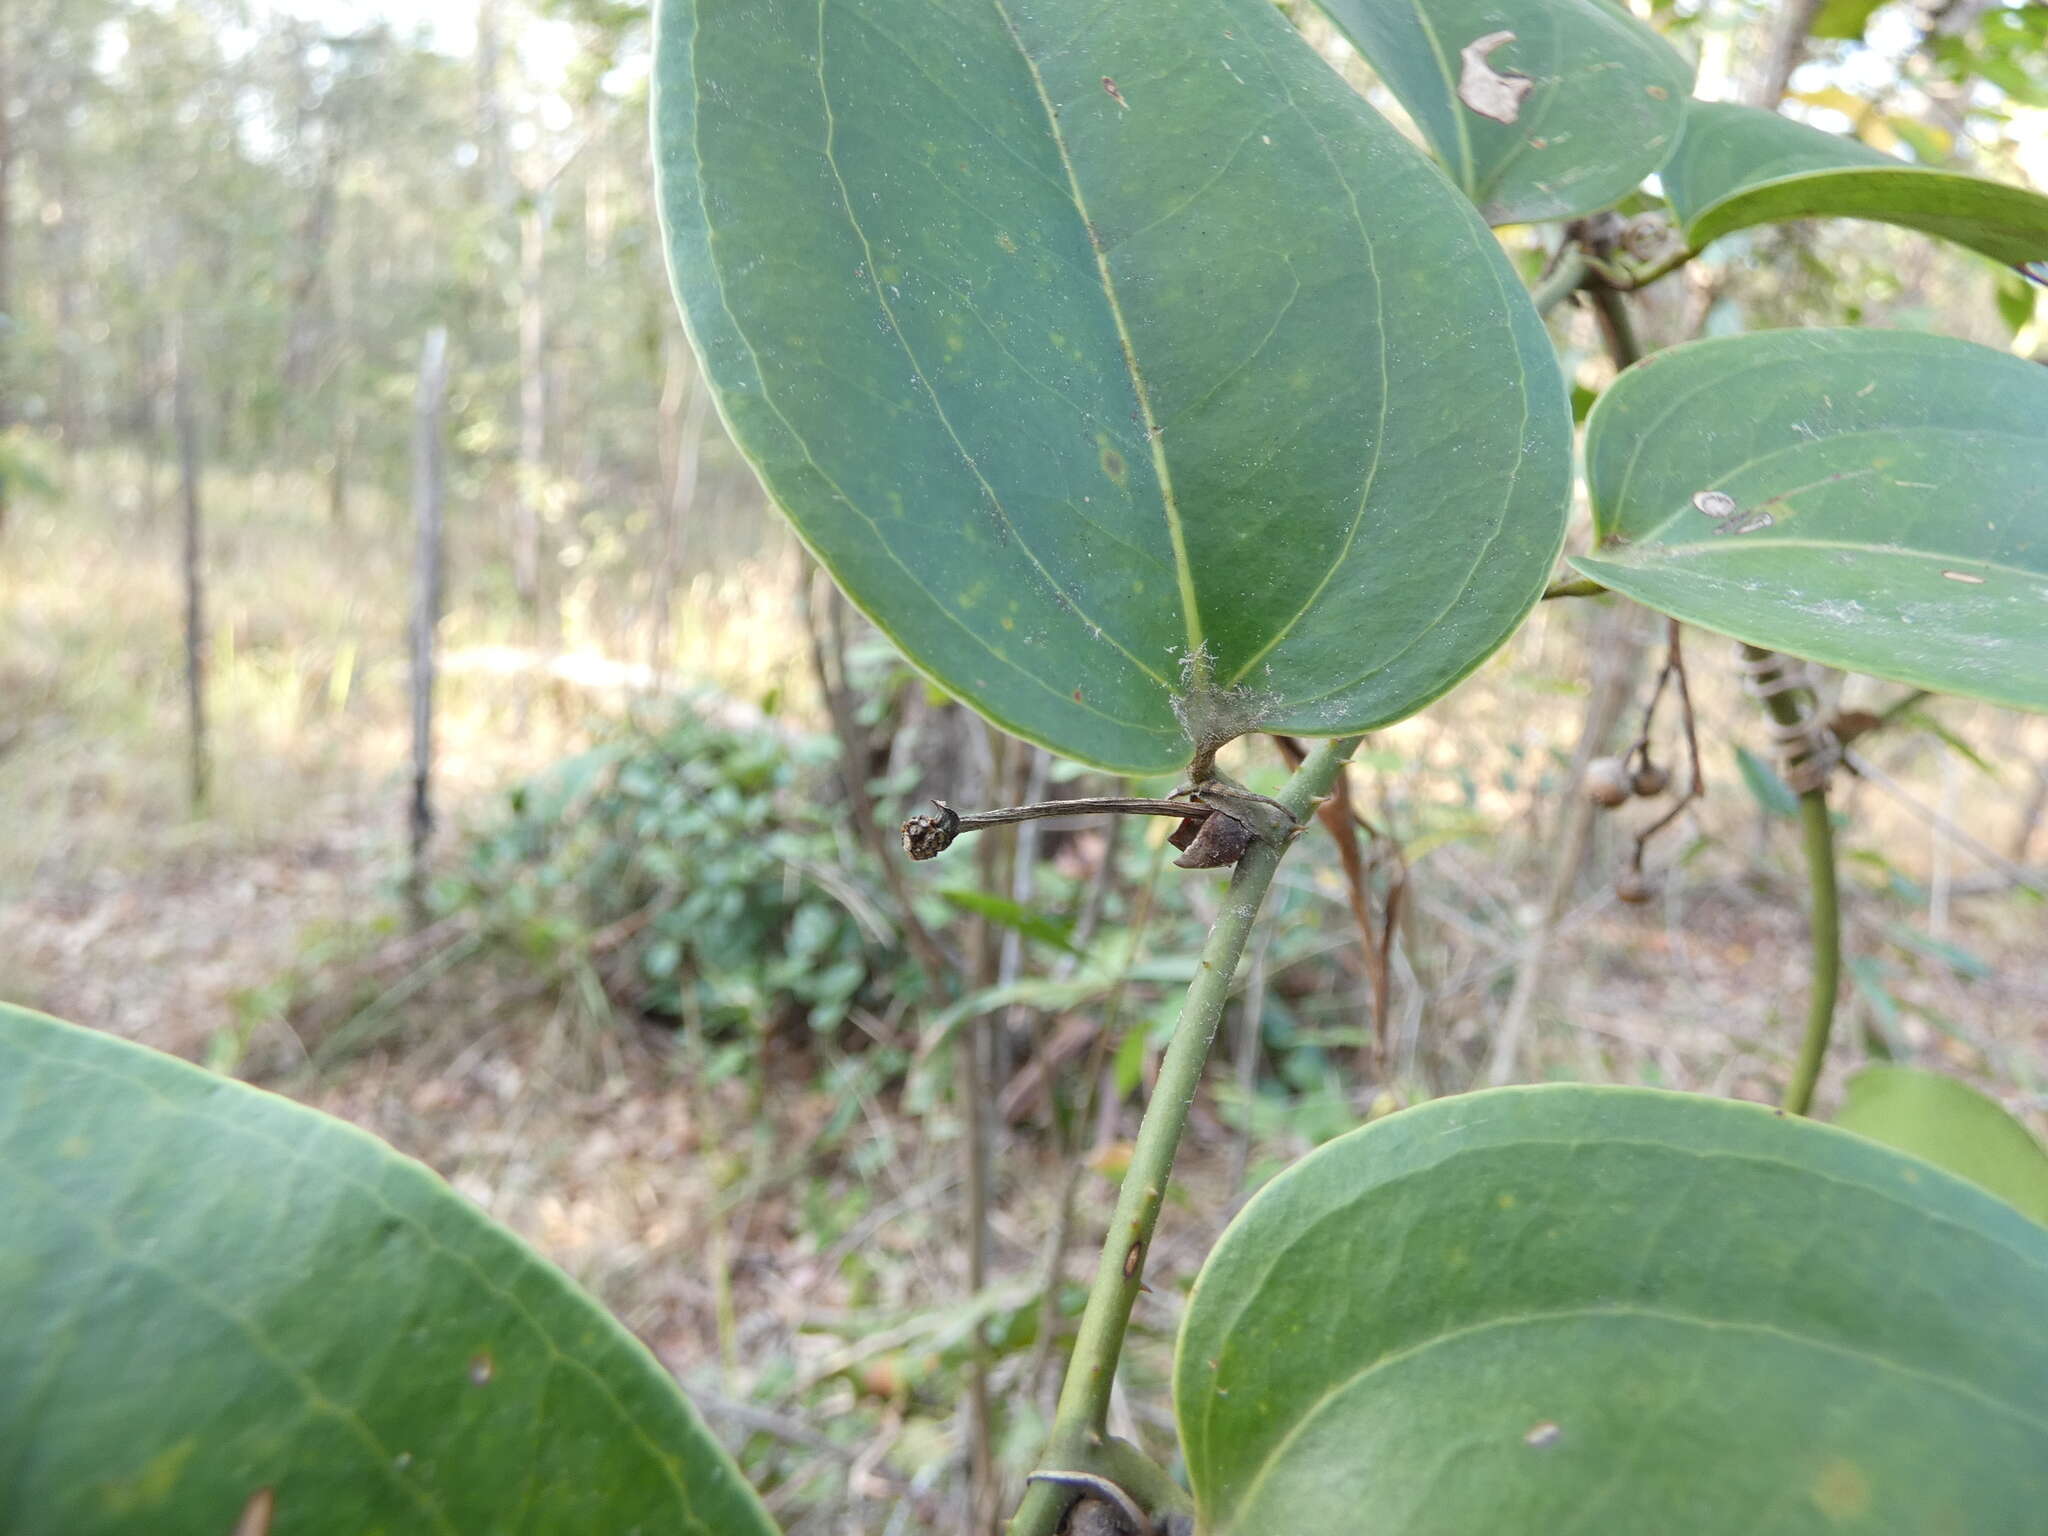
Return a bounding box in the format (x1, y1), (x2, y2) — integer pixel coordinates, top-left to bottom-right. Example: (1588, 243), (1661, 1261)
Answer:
(1312, 0), (1691, 224)
(1661, 99), (2048, 278)
(1995, 266), (2039, 336)
(654, 0), (1570, 774)
(1835, 1064), (2048, 1226)
(1175, 1085), (2048, 1535)
(0, 1003), (778, 1536)
(1811, 0), (1889, 42)
(1844, 954), (1904, 1055)
(1576, 327), (2048, 714)
(1883, 920), (1993, 981)
(1734, 744), (1799, 818)
(938, 887), (1078, 954)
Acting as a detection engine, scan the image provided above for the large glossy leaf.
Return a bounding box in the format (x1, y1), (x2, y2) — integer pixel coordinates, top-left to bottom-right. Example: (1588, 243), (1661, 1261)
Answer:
(1314, 0), (1692, 224)
(0, 1003), (778, 1536)
(653, 0), (1570, 773)
(1176, 1085), (2048, 1535)
(1661, 100), (2048, 279)
(1836, 1064), (2048, 1226)
(1574, 328), (2048, 713)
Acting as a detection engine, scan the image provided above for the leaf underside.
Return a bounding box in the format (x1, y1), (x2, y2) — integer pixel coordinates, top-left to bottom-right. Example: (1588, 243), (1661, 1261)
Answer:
(1835, 1064), (2048, 1227)
(1315, 0), (1692, 224)
(1176, 1085), (2048, 1535)
(1662, 100), (2048, 275)
(1575, 327), (2048, 713)
(0, 1003), (777, 1536)
(653, 0), (1569, 772)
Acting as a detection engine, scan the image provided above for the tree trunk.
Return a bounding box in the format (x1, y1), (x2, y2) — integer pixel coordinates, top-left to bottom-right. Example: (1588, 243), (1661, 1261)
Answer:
(328, 409), (353, 530)
(474, 0), (514, 213)
(174, 334), (209, 815)
(1747, 0), (1826, 110)
(407, 329), (451, 928)
(280, 140), (341, 402)
(50, 55), (82, 461)
(513, 200), (546, 611)
(648, 332), (708, 683)
(0, 5), (16, 539)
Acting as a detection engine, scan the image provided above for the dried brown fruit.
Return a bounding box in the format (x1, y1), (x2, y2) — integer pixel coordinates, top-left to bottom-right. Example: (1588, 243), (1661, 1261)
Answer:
(1584, 757), (1632, 807)
(1615, 868), (1654, 904)
(1631, 762), (1670, 797)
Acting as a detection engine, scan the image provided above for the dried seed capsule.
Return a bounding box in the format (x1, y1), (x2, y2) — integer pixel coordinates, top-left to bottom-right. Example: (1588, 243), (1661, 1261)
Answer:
(1631, 762), (1670, 797)
(900, 801), (961, 861)
(1584, 757), (1632, 807)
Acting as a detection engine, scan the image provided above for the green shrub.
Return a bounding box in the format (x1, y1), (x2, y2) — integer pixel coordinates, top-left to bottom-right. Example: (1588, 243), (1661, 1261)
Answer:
(449, 702), (917, 1038)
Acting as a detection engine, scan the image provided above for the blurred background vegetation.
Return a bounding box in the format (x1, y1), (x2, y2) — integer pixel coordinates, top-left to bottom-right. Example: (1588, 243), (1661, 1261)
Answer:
(2, 0), (2045, 1530)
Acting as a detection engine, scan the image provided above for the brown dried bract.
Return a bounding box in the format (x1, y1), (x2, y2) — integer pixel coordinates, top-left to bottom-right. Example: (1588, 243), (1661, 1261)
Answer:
(1170, 807), (1252, 869)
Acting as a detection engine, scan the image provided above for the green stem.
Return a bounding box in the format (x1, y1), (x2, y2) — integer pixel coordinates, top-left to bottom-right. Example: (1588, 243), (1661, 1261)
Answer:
(1622, 242), (1701, 290)
(1006, 735), (1363, 1536)
(1742, 645), (1841, 1115)
(1782, 786), (1841, 1115)
(1587, 281), (1643, 369)
(1530, 246), (1590, 315)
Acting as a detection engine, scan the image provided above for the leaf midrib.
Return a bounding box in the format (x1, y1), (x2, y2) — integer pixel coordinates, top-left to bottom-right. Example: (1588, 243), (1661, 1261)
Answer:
(1600, 537), (2048, 586)
(816, 0), (1179, 689)
(1611, 420), (2045, 549)
(1404, 0), (1475, 193)
(1686, 162), (2027, 237)
(991, 0), (1205, 664)
(678, 0), (1184, 757)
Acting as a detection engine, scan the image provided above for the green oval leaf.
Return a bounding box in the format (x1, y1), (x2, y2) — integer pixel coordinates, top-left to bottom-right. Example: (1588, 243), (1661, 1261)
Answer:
(1313, 0), (1692, 224)
(1574, 328), (2048, 712)
(0, 1003), (778, 1536)
(1176, 1084), (2048, 1535)
(1836, 1064), (2048, 1227)
(1662, 100), (2048, 278)
(653, 0), (1570, 773)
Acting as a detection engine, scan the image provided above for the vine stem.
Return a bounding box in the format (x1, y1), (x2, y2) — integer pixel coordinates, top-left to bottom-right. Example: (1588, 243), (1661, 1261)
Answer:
(1741, 644), (1841, 1115)
(1530, 245), (1590, 315)
(1782, 788), (1842, 1115)
(1007, 735), (1363, 1536)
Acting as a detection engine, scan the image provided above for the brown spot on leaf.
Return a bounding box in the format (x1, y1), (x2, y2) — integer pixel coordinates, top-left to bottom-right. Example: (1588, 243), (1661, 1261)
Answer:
(1102, 76), (1128, 110)
(1457, 32), (1535, 123)
(1941, 569), (1986, 584)
(1811, 1456), (1871, 1521)
(469, 1352), (495, 1387)
(231, 1489), (276, 1536)
(1523, 1421), (1563, 1449)
(1099, 442), (1127, 485)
